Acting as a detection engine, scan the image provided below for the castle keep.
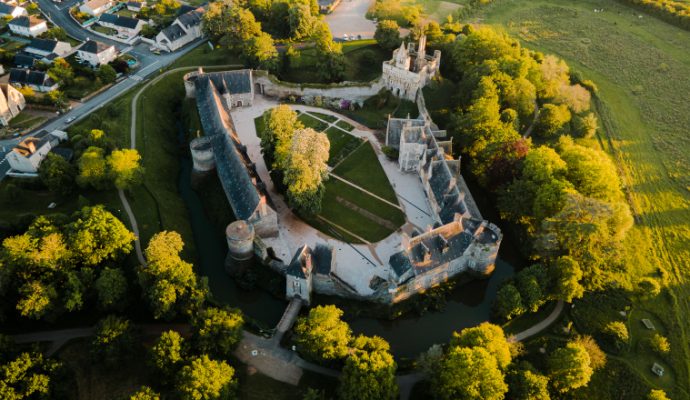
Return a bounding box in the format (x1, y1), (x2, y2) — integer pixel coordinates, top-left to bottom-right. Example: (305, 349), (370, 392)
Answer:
(381, 35), (440, 101)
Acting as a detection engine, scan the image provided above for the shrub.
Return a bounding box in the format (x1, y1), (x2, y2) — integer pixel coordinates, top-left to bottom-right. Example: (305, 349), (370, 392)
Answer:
(648, 334), (670, 355)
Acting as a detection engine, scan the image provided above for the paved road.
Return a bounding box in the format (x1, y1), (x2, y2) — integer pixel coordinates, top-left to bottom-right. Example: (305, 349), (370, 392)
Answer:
(325, 0), (377, 39)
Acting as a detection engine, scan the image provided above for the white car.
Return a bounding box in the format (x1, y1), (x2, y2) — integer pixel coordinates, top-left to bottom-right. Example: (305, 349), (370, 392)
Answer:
(65, 117), (76, 124)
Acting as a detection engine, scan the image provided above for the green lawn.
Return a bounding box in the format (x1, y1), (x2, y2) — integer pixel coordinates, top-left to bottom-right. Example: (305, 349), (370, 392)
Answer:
(473, 0), (690, 396)
(332, 142), (398, 204)
(308, 111), (338, 123)
(297, 113), (328, 132)
(342, 89), (419, 129)
(93, 25), (117, 36)
(324, 126), (362, 166)
(335, 120), (355, 131)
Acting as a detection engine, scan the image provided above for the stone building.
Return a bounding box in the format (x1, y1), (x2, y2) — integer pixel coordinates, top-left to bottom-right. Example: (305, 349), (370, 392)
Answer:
(187, 68), (278, 239)
(381, 35), (440, 101)
(0, 83), (25, 126)
(384, 116), (502, 302)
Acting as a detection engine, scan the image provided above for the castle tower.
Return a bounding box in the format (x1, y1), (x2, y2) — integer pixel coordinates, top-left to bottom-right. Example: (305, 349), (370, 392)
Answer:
(415, 34), (428, 72)
(189, 136), (215, 173)
(226, 220), (255, 261)
(394, 41), (410, 70)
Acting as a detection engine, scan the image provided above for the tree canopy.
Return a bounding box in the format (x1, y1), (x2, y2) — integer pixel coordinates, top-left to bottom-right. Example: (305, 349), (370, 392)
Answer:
(284, 128), (330, 214)
(192, 307), (244, 358)
(107, 148), (144, 190)
(547, 342), (593, 393)
(176, 355), (237, 400)
(432, 346), (508, 400)
(338, 335), (398, 400)
(374, 20), (402, 50)
(294, 305), (351, 362)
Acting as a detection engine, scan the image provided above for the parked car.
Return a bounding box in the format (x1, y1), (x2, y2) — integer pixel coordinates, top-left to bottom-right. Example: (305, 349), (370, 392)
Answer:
(65, 116), (76, 124)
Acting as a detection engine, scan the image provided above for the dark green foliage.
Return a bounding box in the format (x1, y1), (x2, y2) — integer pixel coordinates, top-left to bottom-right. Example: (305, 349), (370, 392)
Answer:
(494, 282), (525, 320)
(192, 307), (244, 359)
(338, 335), (398, 400)
(38, 153), (76, 195)
(547, 342), (593, 393)
(294, 305), (351, 362)
(176, 355), (237, 400)
(506, 361), (550, 400)
(374, 20), (402, 50)
(95, 267), (128, 311)
(91, 315), (137, 368)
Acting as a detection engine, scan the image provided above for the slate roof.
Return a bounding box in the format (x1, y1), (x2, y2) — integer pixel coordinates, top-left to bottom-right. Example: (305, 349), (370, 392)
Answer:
(428, 160), (467, 224)
(79, 40), (112, 54)
(287, 246), (310, 279)
(389, 251), (413, 279)
(177, 8), (203, 28)
(386, 117), (425, 148)
(161, 23), (186, 41)
(100, 13), (142, 29)
(9, 69), (56, 88)
(13, 53), (38, 68)
(312, 244), (333, 275)
(27, 38), (59, 53)
(9, 16), (45, 28)
(200, 70), (253, 96)
(194, 72), (260, 220)
(0, 3), (17, 15)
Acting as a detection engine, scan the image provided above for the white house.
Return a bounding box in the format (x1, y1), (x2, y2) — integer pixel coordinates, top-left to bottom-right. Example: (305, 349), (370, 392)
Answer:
(155, 6), (203, 52)
(25, 38), (72, 58)
(76, 39), (117, 66)
(126, 0), (145, 12)
(98, 13), (145, 37)
(9, 69), (59, 92)
(0, 83), (25, 126)
(79, 0), (113, 17)
(0, 3), (27, 18)
(8, 16), (49, 37)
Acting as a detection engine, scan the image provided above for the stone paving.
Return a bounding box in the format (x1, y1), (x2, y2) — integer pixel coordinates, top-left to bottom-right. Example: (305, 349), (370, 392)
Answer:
(229, 96), (437, 297)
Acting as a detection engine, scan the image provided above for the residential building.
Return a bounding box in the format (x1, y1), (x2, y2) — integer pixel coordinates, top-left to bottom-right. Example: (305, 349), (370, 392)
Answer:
(6, 130), (67, 174)
(0, 3), (26, 18)
(79, 0), (113, 17)
(0, 83), (25, 126)
(25, 38), (72, 58)
(318, 0), (341, 14)
(8, 16), (49, 37)
(76, 39), (117, 66)
(381, 35), (441, 101)
(9, 69), (59, 92)
(126, 0), (145, 12)
(98, 13), (145, 37)
(154, 6), (203, 52)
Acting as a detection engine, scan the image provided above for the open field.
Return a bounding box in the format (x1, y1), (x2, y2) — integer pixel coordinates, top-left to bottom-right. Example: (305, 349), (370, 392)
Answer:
(332, 141), (399, 203)
(470, 0), (690, 396)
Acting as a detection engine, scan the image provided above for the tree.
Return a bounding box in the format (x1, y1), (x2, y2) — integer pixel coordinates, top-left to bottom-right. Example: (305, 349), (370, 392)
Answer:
(648, 389), (671, 400)
(294, 305), (351, 362)
(316, 49), (347, 83)
(506, 362), (550, 400)
(494, 283), (525, 320)
(43, 26), (68, 41)
(95, 267), (128, 310)
(450, 322), (513, 370)
(572, 112), (598, 138)
(547, 342), (593, 393)
(92, 315), (136, 367)
(47, 58), (73, 84)
(550, 256), (584, 302)
(535, 103), (571, 138)
(638, 277), (662, 297)
(76, 146), (110, 190)
(432, 346), (508, 400)
(288, 3), (318, 40)
(242, 32), (279, 72)
(151, 330), (184, 379)
(16, 280), (57, 319)
(97, 64), (117, 84)
(176, 355), (237, 400)
(0, 352), (58, 400)
(107, 148), (144, 189)
(262, 105), (303, 169)
(573, 335), (606, 371)
(38, 152), (76, 195)
(192, 307), (244, 358)
(66, 205), (135, 266)
(338, 335), (398, 400)
(554, 83), (591, 113)
(374, 20), (402, 50)
(284, 128), (330, 214)
(557, 136), (623, 202)
(130, 386), (161, 400)
(47, 90), (67, 109)
(203, 2), (261, 49)
(514, 264), (549, 313)
(649, 334), (670, 355)
(138, 231), (207, 319)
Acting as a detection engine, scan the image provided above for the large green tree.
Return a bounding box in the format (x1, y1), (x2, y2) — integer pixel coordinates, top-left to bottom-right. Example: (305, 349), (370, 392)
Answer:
(242, 32), (279, 72)
(338, 335), (398, 400)
(192, 307), (244, 358)
(506, 362), (550, 400)
(432, 346), (508, 400)
(91, 315), (136, 367)
(138, 231), (207, 319)
(176, 355), (237, 400)
(450, 322), (513, 370)
(150, 330), (185, 380)
(547, 342), (593, 393)
(294, 305), (351, 362)
(66, 205), (135, 266)
(38, 153), (76, 195)
(76, 146), (109, 190)
(284, 128), (330, 214)
(107, 148), (144, 190)
(202, 1), (261, 48)
(0, 351), (58, 400)
(95, 267), (128, 311)
(374, 20), (402, 50)
(261, 105), (303, 169)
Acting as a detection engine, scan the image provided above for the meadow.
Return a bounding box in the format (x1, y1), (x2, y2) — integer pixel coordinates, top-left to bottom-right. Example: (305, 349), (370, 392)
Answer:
(463, 0), (690, 396)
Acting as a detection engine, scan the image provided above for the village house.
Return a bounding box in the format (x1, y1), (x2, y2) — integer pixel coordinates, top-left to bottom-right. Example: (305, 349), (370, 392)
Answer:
(14, 39), (71, 67)
(154, 6), (204, 52)
(126, 0), (146, 12)
(79, 0), (113, 17)
(98, 13), (145, 37)
(6, 130), (68, 174)
(9, 69), (59, 92)
(8, 16), (48, 37)
(76, 39), (117, 66)
(0, 83), (25, 126)
(0, 2), (26, 18)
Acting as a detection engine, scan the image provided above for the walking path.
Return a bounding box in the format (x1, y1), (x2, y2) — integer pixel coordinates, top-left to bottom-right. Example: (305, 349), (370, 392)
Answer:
(511, 300), (565, 342)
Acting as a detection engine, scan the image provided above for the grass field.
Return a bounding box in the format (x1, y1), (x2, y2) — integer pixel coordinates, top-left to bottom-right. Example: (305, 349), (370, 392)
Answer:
(332, 142), (399, 203)
(469, 0), (690, 396)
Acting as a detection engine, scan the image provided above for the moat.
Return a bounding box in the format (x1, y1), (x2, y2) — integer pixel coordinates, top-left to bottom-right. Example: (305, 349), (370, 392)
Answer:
(179, 153), (519, 358)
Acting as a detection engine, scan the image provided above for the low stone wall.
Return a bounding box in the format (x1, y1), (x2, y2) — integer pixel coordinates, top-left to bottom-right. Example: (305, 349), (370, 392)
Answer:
(253, 71), (384, 102)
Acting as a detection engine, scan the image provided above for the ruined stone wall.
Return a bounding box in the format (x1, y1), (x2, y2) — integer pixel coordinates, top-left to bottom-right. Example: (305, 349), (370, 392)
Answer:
(253, 72), (384, 102)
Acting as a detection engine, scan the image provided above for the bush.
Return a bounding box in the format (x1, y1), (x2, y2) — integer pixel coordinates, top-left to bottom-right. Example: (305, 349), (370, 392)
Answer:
(648, 334), (670, 355)
(381, 146), (399, 160)
(603, 321), (629, 351)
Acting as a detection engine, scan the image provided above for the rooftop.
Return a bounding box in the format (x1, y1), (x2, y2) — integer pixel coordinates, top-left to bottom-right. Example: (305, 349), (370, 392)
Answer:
(9, 16), (46, 28)
(79, 39), (113, 54)
(99, 13), (142, 29)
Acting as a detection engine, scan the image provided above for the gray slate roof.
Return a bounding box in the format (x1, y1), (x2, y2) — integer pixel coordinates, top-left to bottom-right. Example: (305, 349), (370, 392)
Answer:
(0, 3), (17, 15)
(9, 68), (56, 88)
(194, 72), (260, 220)
(9, 16), (45, 28)
(177, 8), (203, 28)
(386, 117), (425, 148)
(161, 23), (186, 41)
(99, 13), (141, 29)
(27, 38), (59, 53)
(202, 70), (253, 96)
(13, 53), (38, 68)
(79, 40), (112, 54)
(312, 244), (333, 275)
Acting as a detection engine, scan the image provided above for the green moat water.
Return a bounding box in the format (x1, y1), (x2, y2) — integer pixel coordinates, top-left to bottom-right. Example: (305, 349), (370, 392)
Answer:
(179, 153), (518, 358)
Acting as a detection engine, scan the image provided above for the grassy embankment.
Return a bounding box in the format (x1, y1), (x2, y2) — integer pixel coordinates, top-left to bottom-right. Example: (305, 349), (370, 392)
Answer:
(457, 0), (690, 397)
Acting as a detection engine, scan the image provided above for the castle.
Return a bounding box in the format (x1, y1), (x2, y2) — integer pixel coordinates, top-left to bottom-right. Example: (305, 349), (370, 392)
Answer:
(381, 35), (440, 101)
(186, 38), (501, 306)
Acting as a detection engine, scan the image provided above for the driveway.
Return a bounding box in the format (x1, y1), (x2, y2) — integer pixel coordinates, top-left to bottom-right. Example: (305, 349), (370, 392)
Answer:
(325, 0), (377, 39)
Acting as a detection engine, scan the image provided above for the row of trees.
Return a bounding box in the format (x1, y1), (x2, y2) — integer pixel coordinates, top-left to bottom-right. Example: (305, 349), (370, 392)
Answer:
(618, 0), (690, 30)
(202, 0), (347, 82)
(259, 106), (330, 214)
(39, 129), (145, 195)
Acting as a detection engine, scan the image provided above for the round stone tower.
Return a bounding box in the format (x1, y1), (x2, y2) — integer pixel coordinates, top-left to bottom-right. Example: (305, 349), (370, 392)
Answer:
(226, 220), (255, 261)
(183, 67), (203, 98)
(189, 136), (215, 173)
